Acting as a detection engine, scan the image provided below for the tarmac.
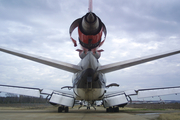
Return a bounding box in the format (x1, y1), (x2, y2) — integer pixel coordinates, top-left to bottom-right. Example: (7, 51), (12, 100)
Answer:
(0, 106), (163, 120)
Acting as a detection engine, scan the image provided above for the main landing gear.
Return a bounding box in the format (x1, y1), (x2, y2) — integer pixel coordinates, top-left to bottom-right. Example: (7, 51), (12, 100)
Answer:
(106, 106), (119, 112)
(58, 106), (69, 113)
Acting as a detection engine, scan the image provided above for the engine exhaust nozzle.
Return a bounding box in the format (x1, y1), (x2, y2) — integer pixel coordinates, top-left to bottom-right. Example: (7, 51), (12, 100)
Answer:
(81, 12), (100, 35)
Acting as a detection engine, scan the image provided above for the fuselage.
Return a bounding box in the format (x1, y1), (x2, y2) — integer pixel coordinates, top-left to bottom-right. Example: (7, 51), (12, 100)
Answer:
(69, 11), (107, 101)
(72, 51), (106, 101)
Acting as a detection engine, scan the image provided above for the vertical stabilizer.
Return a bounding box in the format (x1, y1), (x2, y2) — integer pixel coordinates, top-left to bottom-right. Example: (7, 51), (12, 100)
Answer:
(88, 0), (93, 12)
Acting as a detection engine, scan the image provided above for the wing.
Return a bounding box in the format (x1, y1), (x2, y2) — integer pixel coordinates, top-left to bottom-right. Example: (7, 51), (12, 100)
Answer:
(98, 49), (180, 73)
(0, 46), (81, 73)
(105, 86), (180, 98)
(136, 86), (180, 98)
(103, 86), (180, 108)
(0, 84), (75, 107)
(0, 84), (41, 97)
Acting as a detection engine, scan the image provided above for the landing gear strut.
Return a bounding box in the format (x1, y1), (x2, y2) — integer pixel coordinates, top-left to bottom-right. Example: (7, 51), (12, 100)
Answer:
(58, 106), (69, 113)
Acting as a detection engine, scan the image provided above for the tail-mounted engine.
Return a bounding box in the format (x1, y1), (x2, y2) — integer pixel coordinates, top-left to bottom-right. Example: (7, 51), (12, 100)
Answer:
(69, 12), (107, 50)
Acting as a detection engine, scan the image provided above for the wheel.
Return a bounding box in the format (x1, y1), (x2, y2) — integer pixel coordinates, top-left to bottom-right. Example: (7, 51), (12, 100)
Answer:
(109, 107), (113, 112)
(106, 108), (109, 112)
(114, 107), (119, 112)
(58, 107), (63, 113)
(64, 107), (69, 113)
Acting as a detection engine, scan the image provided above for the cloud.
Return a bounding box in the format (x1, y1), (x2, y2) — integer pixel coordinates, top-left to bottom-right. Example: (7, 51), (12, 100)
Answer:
(0, 0), (180, 100)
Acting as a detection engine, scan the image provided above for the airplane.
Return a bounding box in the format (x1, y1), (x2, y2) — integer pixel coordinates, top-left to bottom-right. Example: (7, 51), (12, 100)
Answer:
(0, 0), (180, 113)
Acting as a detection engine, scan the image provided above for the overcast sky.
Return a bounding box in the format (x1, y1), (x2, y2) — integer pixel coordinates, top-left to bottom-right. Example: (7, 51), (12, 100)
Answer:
(0, 0), (180, 100)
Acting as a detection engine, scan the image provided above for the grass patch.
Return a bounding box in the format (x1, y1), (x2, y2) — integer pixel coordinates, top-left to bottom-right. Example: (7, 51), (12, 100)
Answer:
(158, 112), (180, 120)
(119, 107), (166, 113)
(0, 103), (52, 110)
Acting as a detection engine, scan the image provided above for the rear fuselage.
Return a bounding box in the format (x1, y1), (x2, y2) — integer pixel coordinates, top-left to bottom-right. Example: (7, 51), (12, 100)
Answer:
(70, 11), (107, 101)
(72, 51), (106, 101)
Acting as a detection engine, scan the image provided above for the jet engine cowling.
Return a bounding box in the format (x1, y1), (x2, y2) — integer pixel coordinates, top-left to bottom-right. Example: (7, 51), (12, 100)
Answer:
(69, 12), (107, 50)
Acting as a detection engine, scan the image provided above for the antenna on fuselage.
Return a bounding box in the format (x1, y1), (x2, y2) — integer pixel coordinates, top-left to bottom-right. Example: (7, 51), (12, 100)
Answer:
(88, 0), (93, 12)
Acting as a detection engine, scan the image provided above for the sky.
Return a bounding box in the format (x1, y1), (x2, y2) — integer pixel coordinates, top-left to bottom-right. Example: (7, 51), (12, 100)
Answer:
(0, 0), (180, 101)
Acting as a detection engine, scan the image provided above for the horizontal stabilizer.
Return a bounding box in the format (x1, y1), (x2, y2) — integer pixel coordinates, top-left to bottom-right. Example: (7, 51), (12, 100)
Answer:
(98, 49), (180, 73)
(0, 46), (81, 73)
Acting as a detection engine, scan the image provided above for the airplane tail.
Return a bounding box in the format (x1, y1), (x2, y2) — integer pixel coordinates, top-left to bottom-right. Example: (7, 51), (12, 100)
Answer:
(88, 0), (93, 12)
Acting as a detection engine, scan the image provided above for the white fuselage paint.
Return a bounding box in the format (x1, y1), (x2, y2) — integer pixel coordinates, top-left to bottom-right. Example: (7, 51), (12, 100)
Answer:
(75, 88), (104, 101)
(72, 51), (106, 101)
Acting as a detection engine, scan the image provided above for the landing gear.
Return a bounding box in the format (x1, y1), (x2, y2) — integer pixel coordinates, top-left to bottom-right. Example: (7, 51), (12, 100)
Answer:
(87, 106), (90, 109)
(64, 107), (69, 112)
(58, 107), (63, 112)
(92, 105), (96, 110)
(114, 107), (119, 112)
(78, 105), (82, 109)
(58, 106), (69, 113)
(106, 106), (119, 112)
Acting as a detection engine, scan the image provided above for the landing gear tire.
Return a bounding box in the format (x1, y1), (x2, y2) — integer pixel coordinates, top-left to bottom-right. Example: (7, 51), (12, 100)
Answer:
(106, 108), (109, 112)
(114, 107), (119, 112)
(109, 107), (113, 112)
(58, 107), (63, 113)
(106, 107), (119, 112)
(65, 107), (69, 113)
(58, 106), (69, 113)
